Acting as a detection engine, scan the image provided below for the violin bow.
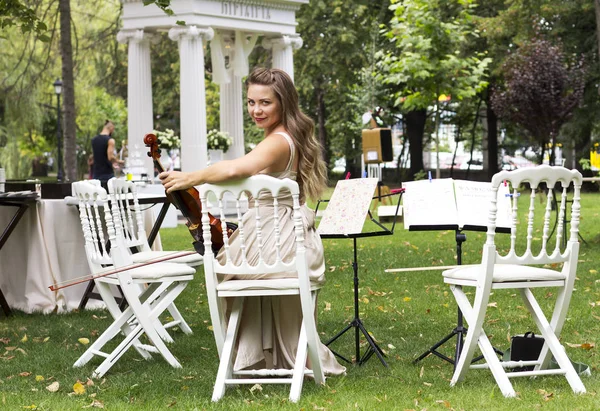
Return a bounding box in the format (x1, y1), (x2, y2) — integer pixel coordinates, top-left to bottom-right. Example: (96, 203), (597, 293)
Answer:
(48, 248), (199, 291)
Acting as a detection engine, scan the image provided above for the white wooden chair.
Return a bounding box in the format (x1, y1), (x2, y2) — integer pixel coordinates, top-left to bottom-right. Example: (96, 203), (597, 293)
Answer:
(200, 175), (325, 402)
(71, 181), (195, 378)
(106, 178), (203, 267)
(442, 165), (585, 397)
(107, 178), (203, 337)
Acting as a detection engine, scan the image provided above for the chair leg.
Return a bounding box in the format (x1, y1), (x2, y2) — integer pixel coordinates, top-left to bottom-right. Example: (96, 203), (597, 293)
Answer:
(289, 322), (308, 403)
(298, 290), (325, 385)
(133, 282), (189, 368)
(451, 285), (516, 398)
(213, 297), (244, 402)
(75, 304), (147, 370)
(140, 282), (176, 343)
(521, 289), (586, 394)
(167, 302), (193, 335)
(448, 286), (480, 384)
(536, 284), (572, 370)
(94, 282), (153, 360)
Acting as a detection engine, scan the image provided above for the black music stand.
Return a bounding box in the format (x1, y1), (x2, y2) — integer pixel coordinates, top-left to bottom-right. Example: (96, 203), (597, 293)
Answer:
(400, 178), (512, 369)
(316, 185), (402, 367)
(411, 225), (507, 368)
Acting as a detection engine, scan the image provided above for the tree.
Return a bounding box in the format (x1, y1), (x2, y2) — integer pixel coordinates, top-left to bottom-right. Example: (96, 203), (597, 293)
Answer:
(491, 37), (585, 165)
(294, 0), (392, 175)
(476, 0), (599, 171)
(379, 0), (491, 179)
(58, 0), (76, 181)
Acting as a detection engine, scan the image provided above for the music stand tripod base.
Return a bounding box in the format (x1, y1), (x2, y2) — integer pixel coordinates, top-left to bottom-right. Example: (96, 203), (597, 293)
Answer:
(325, 238), (387, 367)
(413, 230), (503, 368)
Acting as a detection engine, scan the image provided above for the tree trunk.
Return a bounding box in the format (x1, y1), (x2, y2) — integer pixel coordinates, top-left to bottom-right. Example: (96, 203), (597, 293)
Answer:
(59, 0), (77, 182)
(404, 109), (427, 179)
(486, 96), (499, 180)
(316, 88), (329, 165)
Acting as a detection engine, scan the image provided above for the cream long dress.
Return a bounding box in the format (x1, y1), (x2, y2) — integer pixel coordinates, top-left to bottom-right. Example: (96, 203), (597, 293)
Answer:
(216, 132), (346, 375)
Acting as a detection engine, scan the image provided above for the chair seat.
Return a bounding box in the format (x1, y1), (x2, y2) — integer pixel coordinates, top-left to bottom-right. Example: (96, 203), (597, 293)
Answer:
(217, 278), (323, 292)
(443, 264), (566, 283)
(131, 250), (203, 266)
(98, 262), (196, 281)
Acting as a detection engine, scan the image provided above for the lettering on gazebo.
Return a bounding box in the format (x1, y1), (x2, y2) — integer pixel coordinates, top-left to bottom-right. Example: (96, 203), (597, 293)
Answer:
(221, 2), (272, 20)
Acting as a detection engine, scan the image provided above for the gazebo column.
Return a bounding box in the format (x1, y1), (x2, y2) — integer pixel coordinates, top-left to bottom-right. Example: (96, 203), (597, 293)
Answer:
(169, 26), (214, 172)
(116, 29), (154, 177)
(220, 74), (245, 160)
(262, 34), (303, 80)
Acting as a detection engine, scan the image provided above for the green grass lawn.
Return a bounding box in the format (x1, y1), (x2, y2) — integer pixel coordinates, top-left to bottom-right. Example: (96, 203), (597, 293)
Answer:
(1, 192), (599, 410)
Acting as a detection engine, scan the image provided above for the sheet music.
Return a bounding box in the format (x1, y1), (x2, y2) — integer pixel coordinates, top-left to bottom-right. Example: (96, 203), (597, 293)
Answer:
(402, 179), (458, 229)
(317, 178), (379, 235)
(403, 179), (512, 230)
(454, 180), (511, 229)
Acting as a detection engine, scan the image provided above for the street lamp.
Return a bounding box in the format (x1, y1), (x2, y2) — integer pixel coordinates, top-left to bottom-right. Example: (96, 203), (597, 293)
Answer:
(53, 78), (63, 182)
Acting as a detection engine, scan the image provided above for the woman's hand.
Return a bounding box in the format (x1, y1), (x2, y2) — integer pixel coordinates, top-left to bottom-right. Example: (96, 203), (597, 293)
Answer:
(159, 170), (195, 193)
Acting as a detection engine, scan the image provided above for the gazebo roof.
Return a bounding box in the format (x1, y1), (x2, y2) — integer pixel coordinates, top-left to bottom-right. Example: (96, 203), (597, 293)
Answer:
(121, 0), (308, 34)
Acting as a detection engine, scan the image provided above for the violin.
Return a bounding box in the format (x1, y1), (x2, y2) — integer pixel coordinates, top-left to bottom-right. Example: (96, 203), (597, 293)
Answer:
(144, 133), (236, 255)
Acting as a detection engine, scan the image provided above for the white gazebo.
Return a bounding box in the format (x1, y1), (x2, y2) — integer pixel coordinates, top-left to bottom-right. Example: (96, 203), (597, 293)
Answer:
(118, 0), (307, 176)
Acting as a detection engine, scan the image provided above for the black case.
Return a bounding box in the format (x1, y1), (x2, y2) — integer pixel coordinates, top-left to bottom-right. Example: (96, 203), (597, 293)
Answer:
(510, 331), (545, 371)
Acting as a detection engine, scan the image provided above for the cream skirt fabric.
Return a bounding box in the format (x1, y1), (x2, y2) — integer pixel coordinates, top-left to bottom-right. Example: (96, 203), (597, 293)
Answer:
(217, 191), (345, 375)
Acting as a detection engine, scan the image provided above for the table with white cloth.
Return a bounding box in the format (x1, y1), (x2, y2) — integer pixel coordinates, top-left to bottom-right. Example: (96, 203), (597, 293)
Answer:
(0, 197), (164, 314)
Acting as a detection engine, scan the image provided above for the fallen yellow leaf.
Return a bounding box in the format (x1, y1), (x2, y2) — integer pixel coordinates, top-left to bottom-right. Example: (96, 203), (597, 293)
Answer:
(78, 338), (90, 345)
(35, 375), (44, 382)
(324, 302), (331, 311)
(403, 297), (412, 302)
(73, 381), (86, 395)
(21, 335), (28, 343)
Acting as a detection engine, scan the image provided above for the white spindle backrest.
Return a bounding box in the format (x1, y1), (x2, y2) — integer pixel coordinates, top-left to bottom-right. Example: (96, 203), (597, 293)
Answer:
(107, 178), (147, 250)
(488, 165), (582, 265)
(72, 181), (133, 273)
(199, 175), (305, 278)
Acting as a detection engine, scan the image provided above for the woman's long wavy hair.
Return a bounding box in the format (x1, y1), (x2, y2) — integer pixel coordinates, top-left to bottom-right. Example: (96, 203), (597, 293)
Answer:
(246, 67), (327, 202)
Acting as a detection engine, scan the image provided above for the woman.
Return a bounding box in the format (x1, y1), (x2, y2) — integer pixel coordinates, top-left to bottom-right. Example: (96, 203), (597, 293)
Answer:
(160, 67), (345, 375)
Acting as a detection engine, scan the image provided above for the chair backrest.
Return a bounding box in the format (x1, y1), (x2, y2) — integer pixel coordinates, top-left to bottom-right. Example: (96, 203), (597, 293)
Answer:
(487, 165), (582, 266)
(72, 181), (132, 273)
(199, 175), (307, 279)
(107, 178), (150, 252)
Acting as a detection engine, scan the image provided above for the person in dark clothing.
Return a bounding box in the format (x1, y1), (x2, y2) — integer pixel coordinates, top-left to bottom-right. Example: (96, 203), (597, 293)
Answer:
(91, 120), (124, 182)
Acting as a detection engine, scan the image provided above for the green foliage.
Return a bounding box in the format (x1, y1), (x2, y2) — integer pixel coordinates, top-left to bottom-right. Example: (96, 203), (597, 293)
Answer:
(295, 1), (391, 169)
(0, 0), (49, 41)
(379, 0), (491, 111)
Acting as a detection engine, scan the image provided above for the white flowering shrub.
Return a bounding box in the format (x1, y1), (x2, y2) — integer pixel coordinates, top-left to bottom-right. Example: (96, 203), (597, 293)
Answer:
(154, 129), (180, 150)
(207, 129), (232, 152)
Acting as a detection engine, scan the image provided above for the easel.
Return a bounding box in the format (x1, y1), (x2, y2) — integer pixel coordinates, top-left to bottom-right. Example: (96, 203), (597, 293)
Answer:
(316, 181), (402, 366)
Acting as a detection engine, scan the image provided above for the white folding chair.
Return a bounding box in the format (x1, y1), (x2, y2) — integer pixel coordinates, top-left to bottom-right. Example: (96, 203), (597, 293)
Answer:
(71, 181), (195, 378)
(200, 175), (325, 402)
(107, 178), (203, 336)
(442, 165), (585, 397)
